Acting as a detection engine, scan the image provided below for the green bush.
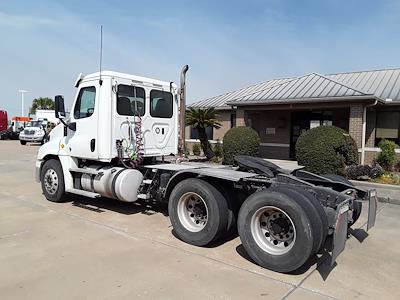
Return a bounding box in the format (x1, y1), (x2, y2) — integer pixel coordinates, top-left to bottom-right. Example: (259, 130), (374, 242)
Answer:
(192, 143), (201, 156)
(295, 126), (358, 175)
(184, 143), (190, 157)
(223, 126), (260, 165)
(213, 140), (223, 158)
(377, 139), (398, 170)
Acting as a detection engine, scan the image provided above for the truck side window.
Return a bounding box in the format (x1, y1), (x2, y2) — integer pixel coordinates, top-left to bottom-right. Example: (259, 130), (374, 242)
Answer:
(150, 90), (173, 118)
(74, 86), (96, 119)
(117, 85), (145, 116)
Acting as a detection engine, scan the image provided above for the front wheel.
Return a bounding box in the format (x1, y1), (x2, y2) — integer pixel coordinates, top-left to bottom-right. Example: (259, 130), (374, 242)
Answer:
(168, 178), (229, 246)
(238, 190), (315, 273)
(40, 159), (66, 202)
(20, 140), (26, 145)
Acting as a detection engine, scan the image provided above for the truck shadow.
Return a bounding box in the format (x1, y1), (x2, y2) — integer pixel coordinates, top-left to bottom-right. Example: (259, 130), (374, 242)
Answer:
(235, 236), (338, 279)
(68, 195), (169, 217)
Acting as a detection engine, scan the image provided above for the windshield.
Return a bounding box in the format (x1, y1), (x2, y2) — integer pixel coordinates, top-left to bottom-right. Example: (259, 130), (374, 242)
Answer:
(27, 121), (41, 127)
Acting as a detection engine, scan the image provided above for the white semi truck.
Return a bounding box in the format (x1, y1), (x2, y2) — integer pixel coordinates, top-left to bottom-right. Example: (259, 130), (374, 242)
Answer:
(35, 66), (377, 273)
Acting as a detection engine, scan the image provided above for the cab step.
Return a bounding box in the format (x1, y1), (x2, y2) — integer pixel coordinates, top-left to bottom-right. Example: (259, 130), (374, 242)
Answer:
(69, 168), (104, 176)
(137, 193), (150, 200)
(66, 188), (101, 198)
(143, 179), (153, 185)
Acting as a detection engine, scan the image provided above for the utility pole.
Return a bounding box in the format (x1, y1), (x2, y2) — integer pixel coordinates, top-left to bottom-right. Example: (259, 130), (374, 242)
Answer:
(18, 90), (29, 116)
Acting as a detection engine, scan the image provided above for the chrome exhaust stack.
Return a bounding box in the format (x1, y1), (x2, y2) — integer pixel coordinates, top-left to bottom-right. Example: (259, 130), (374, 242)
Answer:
(179, 65), (189, 156)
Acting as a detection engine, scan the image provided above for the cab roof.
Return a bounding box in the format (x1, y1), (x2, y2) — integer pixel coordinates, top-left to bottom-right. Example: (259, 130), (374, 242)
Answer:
(82, 71), (177, 89)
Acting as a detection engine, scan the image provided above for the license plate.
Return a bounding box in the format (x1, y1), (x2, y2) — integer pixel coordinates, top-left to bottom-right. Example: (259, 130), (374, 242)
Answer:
(331, 201), (349, 266)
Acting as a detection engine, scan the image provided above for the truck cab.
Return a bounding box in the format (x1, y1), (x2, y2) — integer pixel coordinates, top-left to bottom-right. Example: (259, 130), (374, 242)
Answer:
(40, 71), (179, 162)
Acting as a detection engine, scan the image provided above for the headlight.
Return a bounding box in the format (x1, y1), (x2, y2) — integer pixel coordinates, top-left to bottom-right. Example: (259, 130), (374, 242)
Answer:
(35, 130), (45, 136)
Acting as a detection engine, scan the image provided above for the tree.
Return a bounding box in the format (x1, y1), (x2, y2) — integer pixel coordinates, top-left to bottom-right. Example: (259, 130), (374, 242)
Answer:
(186, 107), (221, 159)
(30, 97), (55, 114)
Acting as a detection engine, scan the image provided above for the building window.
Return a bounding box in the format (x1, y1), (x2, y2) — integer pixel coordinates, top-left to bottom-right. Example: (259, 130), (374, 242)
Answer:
(190, 126), (213, 140)
(117, 85), (145, 116)
(74, 86), (96, 119)
(375, 111), (400, 146)
(230, 113), (236, 128)
(150, 90), (173, 118)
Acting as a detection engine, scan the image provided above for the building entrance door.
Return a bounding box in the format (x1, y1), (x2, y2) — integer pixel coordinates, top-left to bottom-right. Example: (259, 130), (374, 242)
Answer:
(290, 111), (333, 158)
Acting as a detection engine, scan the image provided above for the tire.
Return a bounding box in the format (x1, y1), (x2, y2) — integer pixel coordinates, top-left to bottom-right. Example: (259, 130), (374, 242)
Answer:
(20, 140), (26, 145)
(168, 178), (229, 246)
(322, 174), (362, 225)
(40, 159), (66, 203)
(238, 190), (314, 273)
(270, 186), (328, 254)
(202, 179), (240, 237)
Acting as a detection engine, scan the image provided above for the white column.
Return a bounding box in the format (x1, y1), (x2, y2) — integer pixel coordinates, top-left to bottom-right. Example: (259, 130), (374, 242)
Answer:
(361, 106), (367, 165)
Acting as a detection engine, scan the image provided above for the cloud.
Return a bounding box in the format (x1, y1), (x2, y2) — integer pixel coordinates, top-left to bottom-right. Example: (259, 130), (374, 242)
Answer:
(0, 11), (58, 28)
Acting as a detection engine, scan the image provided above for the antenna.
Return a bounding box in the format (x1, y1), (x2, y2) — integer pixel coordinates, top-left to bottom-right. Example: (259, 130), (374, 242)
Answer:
(99, 25), (103, 86)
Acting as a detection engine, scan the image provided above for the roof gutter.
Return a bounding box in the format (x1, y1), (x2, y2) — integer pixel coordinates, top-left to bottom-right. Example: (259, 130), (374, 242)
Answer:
(227, 95), (383, 106)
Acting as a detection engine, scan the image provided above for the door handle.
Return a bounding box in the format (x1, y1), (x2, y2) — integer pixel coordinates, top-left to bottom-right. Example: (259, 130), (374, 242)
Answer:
(90, 139), (95, 152)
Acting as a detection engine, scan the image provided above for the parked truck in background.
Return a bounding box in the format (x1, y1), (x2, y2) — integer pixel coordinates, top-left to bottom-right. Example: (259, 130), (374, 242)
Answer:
(35, 109), (59, 124)
(8, 116), (32, 140)
(19, 119), (55, 145)
(34, 66), (378, 273)
(0, 110), (8, 139)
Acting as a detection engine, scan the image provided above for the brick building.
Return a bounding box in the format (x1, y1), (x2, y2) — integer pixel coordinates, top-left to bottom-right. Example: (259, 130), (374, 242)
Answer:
(186, 68), (400, 164)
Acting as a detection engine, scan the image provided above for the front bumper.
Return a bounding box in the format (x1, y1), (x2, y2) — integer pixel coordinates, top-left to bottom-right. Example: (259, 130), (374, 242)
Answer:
(20, 135), (44, 142)
(34, 160), (42, 183)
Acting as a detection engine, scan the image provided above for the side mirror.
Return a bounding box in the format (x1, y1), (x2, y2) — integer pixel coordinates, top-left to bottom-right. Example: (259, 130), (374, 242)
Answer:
(55, 95), (66, 119)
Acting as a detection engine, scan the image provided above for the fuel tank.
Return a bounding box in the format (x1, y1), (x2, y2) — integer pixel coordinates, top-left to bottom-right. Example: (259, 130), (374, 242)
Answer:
(81, 165), (143, 202)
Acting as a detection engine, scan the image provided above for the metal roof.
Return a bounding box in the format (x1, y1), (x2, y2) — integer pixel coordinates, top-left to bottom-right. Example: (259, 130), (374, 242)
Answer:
(190, 68), (400, 108)
(327, 68), (400, 102)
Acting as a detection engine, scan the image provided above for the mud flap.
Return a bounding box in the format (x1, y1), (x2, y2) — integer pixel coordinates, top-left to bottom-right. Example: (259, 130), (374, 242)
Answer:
(331, 201), (349, 266)
(367, 189), (378, 231)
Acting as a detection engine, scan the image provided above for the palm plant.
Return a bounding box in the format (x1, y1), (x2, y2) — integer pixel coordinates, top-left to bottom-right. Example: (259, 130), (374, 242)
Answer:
(186, 107), (221, 159)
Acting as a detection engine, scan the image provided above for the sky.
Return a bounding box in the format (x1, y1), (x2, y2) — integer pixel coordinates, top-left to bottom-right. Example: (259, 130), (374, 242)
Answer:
(1, 0), (400, 117)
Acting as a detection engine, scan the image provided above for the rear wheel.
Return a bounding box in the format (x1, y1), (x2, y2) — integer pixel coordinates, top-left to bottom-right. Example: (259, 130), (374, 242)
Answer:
(168, 178), (229, 246)
(40, 159), (66, 202)
(270, 186), (327, 254)
(322, 174), (362, 225)
(238, 190), (314, 273)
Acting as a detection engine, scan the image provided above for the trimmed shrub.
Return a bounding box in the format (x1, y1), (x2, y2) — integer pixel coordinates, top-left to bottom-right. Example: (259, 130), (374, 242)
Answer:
(213, 140), (223, 158)
(345, 163), (384, 180)
(192, 143), (201, 156)
(377, 139), (398, 170)
(370, 164), (384, 178)
(223, 126), (260, 165)
(295, 126), (358, 175)
(184, 143), (190, 157)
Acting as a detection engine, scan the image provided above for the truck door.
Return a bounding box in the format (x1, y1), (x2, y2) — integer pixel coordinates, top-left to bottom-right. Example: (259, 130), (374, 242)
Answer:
(66, 83), (99, 159)
(145, 89), (177, 155)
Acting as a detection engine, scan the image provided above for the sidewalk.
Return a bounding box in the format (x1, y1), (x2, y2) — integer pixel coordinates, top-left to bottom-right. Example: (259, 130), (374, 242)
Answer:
(351, 180), (400, 205)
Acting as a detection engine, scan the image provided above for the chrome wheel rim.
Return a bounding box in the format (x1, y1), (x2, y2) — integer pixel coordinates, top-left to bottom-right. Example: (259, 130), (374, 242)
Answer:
(250, 206), (296, 255)
(44, 168), (59, 195)
(177, 192), (208, 232)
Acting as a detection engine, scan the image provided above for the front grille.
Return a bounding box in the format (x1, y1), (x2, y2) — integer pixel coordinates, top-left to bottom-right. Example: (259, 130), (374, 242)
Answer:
(24, 130), (35, 135)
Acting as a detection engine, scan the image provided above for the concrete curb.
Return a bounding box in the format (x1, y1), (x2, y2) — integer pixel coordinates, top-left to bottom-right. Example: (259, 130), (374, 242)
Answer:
(350, 180), (400, 205)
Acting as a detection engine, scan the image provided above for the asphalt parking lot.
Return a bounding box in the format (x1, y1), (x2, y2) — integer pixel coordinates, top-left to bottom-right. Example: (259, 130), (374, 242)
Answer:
(1, 140), (400, 299)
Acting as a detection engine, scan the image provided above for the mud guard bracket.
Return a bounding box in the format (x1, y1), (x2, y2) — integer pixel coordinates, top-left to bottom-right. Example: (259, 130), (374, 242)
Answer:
(331, 201), (349, 266)
(367, 189), (378, 231)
